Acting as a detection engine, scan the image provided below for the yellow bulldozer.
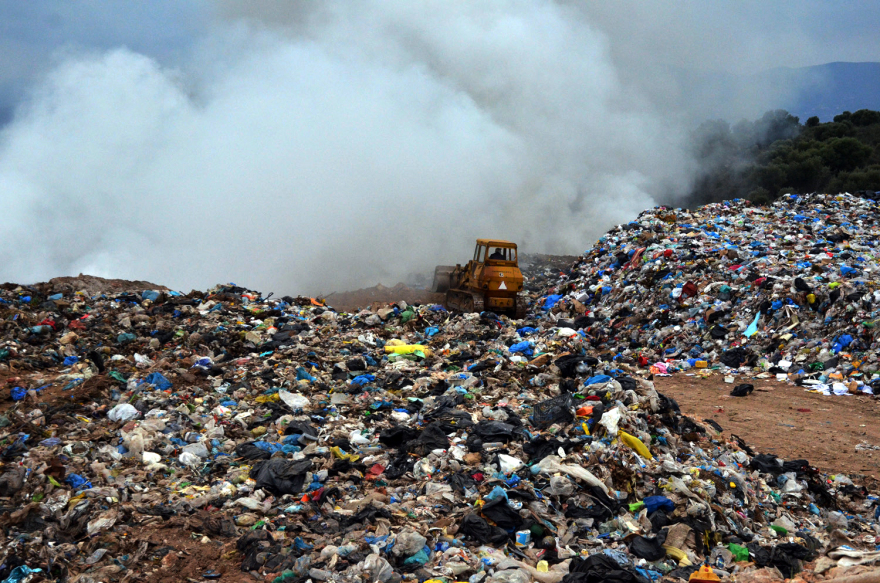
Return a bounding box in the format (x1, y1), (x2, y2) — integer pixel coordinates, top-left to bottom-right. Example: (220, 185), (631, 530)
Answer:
(431, 239), (527, 317)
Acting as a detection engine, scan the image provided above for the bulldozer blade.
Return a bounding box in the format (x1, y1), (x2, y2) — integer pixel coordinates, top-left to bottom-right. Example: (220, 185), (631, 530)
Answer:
(431, 265), (455, 293)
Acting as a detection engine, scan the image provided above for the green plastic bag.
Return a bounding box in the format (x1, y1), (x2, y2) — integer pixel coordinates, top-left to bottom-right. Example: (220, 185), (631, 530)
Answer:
(728, 543), (749, 562)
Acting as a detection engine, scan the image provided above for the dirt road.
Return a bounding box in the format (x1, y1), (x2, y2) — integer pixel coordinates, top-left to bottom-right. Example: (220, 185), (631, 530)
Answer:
(655, 375), (880, 486)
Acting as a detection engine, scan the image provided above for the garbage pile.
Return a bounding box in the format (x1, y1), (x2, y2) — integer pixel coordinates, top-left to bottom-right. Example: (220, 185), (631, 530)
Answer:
(536, 193), (880, 398)
(1, 269), (879, 583)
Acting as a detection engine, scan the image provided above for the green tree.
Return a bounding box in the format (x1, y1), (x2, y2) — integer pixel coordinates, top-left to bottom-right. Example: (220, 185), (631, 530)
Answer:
(748, 187), (772, 205)
(806, 116), (820, 128)
(808, 121), (854, 141)
(821, 137), (873, 173)
(850, 109), (880, 127)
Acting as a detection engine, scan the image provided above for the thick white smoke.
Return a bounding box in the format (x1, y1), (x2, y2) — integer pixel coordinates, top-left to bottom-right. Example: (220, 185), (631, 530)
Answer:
(0, 1), (694, 294)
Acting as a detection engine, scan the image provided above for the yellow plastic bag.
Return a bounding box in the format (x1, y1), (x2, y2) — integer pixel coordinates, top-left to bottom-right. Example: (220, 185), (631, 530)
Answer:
(330, 446), (360, 462)
(618, 430), (653, 460)
(663, 545), (693, 566)
(384, 344), (433, 357)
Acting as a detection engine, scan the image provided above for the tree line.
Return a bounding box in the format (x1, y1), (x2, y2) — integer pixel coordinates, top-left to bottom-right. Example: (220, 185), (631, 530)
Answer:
(685, 108), (880, 206)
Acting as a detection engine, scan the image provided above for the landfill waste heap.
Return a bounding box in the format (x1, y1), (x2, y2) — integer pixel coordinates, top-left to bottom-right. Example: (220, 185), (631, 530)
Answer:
(0, 196), (877, 583)
(536, 193), (880, 397)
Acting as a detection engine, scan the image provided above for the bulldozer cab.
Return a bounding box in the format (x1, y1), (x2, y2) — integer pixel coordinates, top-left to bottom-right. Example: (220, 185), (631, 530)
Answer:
(475, 240), (517, 266)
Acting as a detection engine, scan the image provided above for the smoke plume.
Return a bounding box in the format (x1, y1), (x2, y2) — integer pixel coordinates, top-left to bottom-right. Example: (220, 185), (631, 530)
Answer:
(0, 1), (698, 294)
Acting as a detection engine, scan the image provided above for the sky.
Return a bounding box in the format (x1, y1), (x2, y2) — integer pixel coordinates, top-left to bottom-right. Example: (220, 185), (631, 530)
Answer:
(0, 1), (878, 295)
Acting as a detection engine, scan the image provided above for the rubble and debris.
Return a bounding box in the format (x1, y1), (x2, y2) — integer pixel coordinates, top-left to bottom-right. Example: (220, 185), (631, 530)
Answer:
(536, 193), (880, 398)
(1, 195), (880, 583)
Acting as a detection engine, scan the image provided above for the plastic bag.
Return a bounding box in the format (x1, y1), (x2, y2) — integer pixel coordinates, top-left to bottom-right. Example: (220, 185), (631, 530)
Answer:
(730, 383), (754, 397)
(278, 390), (310, 411)
(107, 403), (139, 422)
(497, 453), (523, 474)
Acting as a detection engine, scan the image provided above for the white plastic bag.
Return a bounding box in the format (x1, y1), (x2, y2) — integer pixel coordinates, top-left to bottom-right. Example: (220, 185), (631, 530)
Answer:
(178, 451), (201, 467)
(107, 403), (139, 422)
(278, 390), (310, 411)
(142, 451), (161, 465)
(498, 454), (524, 474)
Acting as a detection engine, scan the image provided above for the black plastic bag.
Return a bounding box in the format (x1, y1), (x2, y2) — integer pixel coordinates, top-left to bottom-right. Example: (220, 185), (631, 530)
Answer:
(563, 554), (650, 583)
(465, 433), (483, 453)
(523, 436), (567, 463)
(667, 565), (699, 581)
(285, 420), (318, 440)
(378, 426), (420, 449)
(616, 377), (638, 392)
(384, 451), (416, 479)
(747, 542), (771, 566)
(531, 394), (573, 429)
(449, 472), (477, 494)
(565, 486), (619, 522)
(704, 419), (723, 432)
(480, 497), (524, 531)
(472, 420), (518, 443)
(750, 453), (783, 474)
(458, 514), (509, 545)
(629, 535), (666, 561)
(432, 409), (475, 433)
(794, 277), (812, 293)
(555, 354), (586, 378)
(407, 422), (450, 455)
(720, 347), (752, 368)
(770, 542), (814, 578)
(249, 458), (312, 495)
(730, 383), (754, 397)
(343, 504), (392, 527)
(235, 442), (272, 460)
(648, 509), (669, 532)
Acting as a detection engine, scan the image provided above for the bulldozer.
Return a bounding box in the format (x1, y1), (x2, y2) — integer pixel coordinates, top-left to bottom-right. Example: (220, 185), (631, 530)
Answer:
(431, 239), (527, 317)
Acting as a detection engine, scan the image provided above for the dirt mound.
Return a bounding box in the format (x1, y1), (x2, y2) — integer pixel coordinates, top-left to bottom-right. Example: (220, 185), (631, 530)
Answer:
(323, 282), (445, 312)
(322, 254), (579, 312)
(38, 274), (167, 295)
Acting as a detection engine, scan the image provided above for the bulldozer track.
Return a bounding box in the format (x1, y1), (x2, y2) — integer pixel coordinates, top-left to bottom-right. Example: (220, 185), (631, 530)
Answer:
(447, 289), (484, 314)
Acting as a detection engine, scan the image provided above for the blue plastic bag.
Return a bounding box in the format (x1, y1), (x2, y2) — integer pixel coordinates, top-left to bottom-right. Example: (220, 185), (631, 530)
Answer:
(832, 334), (853, 353)
(351, 374), (376, 386)
(66, 474), (92, 490)
(485, 485), (509, 502)
(117, 332), (136, 344)
(643, 495), (675, 513)
(296, 366), (316, 382)
(508, 342), (533, 357)
(253, 441), (284, 454)
(584, 374), (612, 386)
(143, 372), (173, 391)
(542, 295), (563, 310)
(402, 546), (431, 567)
(141, 290), (161, 302)
(744, 312), (761, 337)
(1, 566), (42, 583)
